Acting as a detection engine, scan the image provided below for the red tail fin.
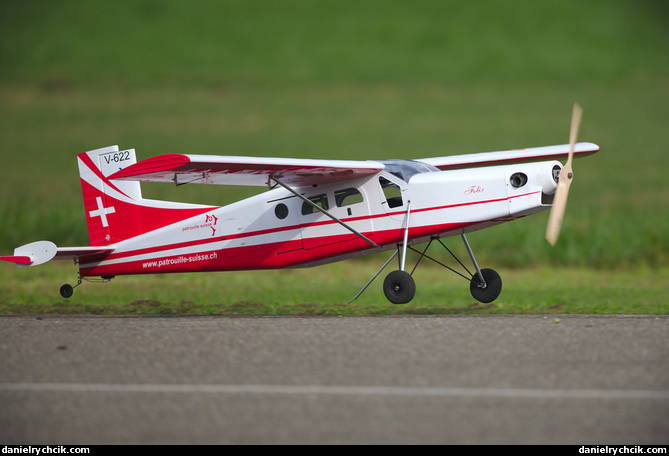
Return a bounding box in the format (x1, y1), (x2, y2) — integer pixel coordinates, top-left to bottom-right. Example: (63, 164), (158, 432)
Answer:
(78, 146), (216, 245)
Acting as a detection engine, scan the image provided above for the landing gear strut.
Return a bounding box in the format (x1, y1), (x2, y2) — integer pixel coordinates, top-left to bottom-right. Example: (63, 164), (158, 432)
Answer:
(352, 233), (502, 305)
(58, 275), (114, 298)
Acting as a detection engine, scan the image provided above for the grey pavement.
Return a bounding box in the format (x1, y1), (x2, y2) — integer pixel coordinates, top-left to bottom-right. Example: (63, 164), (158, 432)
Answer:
(0, 314), (667, 444)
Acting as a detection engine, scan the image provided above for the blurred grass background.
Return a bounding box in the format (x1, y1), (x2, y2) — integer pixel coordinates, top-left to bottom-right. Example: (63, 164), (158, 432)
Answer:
(1, 0), (668, 269)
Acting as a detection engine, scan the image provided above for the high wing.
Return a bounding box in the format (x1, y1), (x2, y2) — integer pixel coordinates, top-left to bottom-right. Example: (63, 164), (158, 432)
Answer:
(110, 154), (385, 187)
(109, 143), (599, 186)
(416, 142), (599, 170)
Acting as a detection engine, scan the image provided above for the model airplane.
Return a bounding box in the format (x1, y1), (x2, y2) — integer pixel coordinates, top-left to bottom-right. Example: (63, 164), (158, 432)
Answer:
(2, 104), (597, 304)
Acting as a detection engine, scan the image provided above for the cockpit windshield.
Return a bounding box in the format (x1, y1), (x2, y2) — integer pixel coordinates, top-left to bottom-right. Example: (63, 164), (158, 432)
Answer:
(379, 160), (440, 182)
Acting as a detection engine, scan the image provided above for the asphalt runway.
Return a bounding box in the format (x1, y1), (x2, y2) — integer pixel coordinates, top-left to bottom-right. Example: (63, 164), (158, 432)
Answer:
(1, 314), (667, 445)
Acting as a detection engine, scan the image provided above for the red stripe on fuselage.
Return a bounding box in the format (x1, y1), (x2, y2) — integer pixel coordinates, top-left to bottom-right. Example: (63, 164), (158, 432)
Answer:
(79, 192), (539, 276)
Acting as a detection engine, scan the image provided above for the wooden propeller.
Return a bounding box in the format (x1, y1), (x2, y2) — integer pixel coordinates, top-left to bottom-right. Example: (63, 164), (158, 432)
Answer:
(545, 103), (583, 246)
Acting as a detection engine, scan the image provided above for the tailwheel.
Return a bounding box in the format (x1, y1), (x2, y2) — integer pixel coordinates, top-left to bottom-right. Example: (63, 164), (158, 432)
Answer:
(60, 284), (74, 299)
(470, 268), (502, 303)
(383, 270), (416, 304)
(59, 276), (83, 299)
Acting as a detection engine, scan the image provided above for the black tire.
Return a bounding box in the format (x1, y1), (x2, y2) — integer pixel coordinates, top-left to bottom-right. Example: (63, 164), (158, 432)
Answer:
(60, 284), (74, 299)
(470, 268), (502, 303)
(383, 270), (416, 304)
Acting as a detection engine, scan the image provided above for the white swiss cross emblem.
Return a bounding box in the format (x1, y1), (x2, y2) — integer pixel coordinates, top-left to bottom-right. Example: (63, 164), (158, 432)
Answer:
(89, 197), (116, 227)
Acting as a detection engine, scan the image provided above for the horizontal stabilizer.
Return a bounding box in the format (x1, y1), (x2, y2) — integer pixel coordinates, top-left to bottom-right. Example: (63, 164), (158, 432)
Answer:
(52, 246), (116, 261)
(0, 241), (114, 268)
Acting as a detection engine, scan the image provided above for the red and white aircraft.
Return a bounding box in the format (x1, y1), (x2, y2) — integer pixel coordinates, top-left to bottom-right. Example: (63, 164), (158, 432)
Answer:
(2, 104), (597, 304)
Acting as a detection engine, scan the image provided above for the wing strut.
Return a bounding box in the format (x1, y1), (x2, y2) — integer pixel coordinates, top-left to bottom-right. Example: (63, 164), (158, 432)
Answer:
(348, 250), (399, 303)
(270, 176), (378, 248)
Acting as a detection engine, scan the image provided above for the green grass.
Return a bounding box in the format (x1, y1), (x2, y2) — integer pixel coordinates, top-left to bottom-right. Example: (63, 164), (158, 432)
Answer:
(2, 0), (667, 87)
(0, 261), (666, 315)
(1, 0), (668, 313)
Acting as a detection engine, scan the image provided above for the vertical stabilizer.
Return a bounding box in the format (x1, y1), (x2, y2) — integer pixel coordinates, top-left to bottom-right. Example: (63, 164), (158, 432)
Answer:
(78, 146), (216, 246)
(78, 146), (141, 245)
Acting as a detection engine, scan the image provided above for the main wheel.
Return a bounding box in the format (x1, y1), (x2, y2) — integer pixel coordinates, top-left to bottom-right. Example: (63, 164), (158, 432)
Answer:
(60, 284), (74, 299)
(383, 270), (416, 304)
(469, 268), (502, 303)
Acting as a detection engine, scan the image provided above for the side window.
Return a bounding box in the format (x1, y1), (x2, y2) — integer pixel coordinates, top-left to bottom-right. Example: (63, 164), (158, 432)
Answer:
(335, 188), (364, 207)
(301, 193), (329, 215)
(379, 177), (403, 208)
